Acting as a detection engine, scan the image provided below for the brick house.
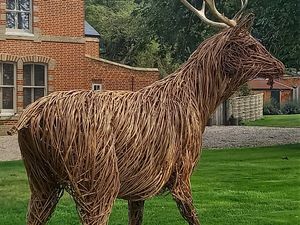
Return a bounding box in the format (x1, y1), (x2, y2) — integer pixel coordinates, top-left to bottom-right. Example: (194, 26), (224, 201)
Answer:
(248, 78), (300, 105)
(0, 0), (159, 127)
(280, 76), (300, 103)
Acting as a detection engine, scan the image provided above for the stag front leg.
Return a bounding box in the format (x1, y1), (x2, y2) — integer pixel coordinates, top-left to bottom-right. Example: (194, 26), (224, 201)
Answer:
(169, 165), (201, 225)
(172, 185), (200, 225)
(128, 200), (145, 225)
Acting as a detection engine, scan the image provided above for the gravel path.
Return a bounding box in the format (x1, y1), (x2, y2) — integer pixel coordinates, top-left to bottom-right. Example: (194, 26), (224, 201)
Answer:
(202, 126), (300, 149)
(1, 126), (299, 161)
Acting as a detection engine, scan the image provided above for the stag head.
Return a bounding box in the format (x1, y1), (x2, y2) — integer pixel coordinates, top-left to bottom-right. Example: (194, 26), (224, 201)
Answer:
(181, 0), (285, 88)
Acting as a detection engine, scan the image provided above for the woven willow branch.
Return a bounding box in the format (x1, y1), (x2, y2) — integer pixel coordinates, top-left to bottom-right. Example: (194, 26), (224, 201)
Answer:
(9, 15), (284, 225)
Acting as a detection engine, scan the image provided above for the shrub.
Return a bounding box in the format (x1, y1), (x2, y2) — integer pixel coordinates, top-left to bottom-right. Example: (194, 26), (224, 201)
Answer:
(263, 99), (282, 115)
(238, 84), (252, 96)
(281, 101), (300, 114)
(228, 115), (244, 125)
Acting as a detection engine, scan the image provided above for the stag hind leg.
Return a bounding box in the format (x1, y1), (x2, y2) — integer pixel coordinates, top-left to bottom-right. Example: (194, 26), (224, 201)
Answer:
(128, 200), (145, 225)
(27, 187), (63, 225)
(70, 159), (120, 225)
(18, 132), (63, 225)
(72, 175), (119, 225)
(66, 135), (120, 225)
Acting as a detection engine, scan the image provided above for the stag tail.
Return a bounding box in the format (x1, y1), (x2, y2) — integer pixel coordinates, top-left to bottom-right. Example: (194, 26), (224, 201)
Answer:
(7, 94), (52, 135)
(7, 126), (17, 135)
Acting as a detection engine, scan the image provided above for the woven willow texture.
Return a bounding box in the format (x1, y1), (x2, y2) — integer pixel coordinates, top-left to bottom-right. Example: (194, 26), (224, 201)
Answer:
(229, 93), (264, 121)
(9, 16), (284, 225)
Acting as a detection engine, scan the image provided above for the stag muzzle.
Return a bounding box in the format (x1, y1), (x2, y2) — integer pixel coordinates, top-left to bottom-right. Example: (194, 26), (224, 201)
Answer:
(258, 56), (285, 88)
(253, 51), (285, 84)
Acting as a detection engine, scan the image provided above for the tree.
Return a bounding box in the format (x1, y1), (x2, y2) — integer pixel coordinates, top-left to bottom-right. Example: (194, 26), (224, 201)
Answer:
(250, 0), (299, 70)
(85, 0), (148, 65)
(142, 0), (216, 64)
(143, 0), (299, 70)
(85, 0), (299, 72)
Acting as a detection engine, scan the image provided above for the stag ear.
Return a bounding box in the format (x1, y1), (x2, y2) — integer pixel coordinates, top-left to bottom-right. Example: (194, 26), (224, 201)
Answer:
(234, 13), (255, 33)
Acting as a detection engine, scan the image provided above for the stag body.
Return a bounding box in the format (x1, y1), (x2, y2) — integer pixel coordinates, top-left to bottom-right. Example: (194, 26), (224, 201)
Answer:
(13, 2), (284, 225)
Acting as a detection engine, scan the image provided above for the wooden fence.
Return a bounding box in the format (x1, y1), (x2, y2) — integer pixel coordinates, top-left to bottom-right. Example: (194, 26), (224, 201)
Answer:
(228, 93), (264, 121)
(210, 93), (264, 125)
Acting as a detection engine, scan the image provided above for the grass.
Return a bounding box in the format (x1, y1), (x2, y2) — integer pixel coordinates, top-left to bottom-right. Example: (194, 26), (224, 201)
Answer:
(0, 144), (299, 225)
(244, 114), (300, 128)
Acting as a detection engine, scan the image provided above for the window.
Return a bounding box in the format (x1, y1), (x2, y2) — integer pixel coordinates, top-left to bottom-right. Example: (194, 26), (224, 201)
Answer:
(92, 83), (102, 91)
(23, 64), (47, 108)
(6, 0), (32, 32)
(0, 63), (16, 115)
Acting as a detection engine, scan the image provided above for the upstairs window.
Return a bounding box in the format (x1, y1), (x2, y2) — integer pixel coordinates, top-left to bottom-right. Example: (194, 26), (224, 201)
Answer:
(23, 64), (47, 108)
(6, 0), (32, 32)
(0, 63), (16, 115)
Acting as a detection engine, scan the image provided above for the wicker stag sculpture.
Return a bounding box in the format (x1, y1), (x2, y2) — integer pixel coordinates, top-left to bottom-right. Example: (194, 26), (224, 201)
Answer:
(10, 0), (284, 225)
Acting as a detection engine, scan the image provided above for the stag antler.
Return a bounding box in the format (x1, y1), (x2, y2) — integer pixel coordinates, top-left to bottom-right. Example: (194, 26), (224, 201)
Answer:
(180, 0), (248, 28)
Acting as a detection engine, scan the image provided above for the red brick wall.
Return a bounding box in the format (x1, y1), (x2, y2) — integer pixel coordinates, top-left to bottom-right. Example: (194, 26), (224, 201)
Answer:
(85, 38), (100, 58)
(85, 57), (159, 91)
(0, 40), (159, 116)
(36, 0), (84, 37)
(0, 0), (160, 120)
(0, 40), (86, 91)
(0, 0), (84, 37)
(280, 90), (292, 103)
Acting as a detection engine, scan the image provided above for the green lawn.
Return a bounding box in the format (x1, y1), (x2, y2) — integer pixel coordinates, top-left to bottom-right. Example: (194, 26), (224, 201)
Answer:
(245, 114), (300, 128)
(1, 144), (300, 225)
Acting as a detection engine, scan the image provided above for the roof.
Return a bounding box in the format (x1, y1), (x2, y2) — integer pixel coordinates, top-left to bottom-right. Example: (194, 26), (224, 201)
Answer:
(248, 79), (293, 90)
(84, 21), (100, 37)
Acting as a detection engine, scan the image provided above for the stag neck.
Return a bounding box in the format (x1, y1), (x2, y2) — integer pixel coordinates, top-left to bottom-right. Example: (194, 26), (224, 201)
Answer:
(174, 53), (230, 119)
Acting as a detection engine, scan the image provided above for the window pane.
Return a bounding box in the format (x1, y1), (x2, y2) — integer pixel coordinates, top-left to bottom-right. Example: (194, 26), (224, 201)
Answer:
(17, 12), (29, 30)
(23, 88), (31, 108)
(6, 0), (15, 10)
(1, 87), (14, 109)
(93, 84), (101, 91)
(34, 88), (44, 101)
(23, 64), (32, 86)
(3, 64), (14, 85)
(18, 0), (30, 11)
(34, 65), (45, 86)
(6, 12), (16, 29)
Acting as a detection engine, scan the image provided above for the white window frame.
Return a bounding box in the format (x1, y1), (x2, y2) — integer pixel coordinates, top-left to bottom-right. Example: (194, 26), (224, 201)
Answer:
(5, 0), (33, 34)
(23, 64), (47, 108)
(0, 62), (16, 116)
(92, 83), (102, 91)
